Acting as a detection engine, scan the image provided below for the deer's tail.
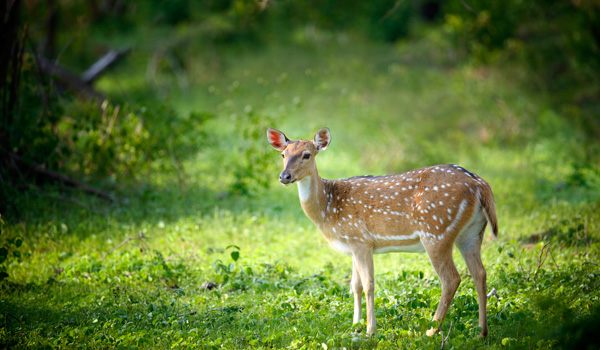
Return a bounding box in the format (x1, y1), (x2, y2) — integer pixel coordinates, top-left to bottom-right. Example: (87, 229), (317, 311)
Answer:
(480, 185), (498, 239)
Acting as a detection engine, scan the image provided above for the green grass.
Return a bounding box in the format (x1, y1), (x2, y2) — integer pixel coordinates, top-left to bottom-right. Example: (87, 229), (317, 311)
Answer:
(2, 27), (600, 349)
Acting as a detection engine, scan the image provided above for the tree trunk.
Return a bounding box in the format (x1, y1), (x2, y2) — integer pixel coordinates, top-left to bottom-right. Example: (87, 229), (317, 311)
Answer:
(0, 0), (24, 152)
(42, 0), (58, 59)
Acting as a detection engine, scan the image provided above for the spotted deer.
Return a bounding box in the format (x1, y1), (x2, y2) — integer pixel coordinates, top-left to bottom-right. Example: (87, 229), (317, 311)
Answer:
(267, 127), (498, 337)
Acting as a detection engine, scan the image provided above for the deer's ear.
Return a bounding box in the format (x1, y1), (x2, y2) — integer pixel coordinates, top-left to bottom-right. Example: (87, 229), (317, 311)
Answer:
(313, 127), (331, 151)
(267, 128), (290, 151)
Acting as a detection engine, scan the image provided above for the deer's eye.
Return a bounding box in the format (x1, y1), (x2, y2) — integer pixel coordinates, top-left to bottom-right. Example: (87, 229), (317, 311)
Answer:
(281, 153), (285, 158)
(303, 153), (311, 160)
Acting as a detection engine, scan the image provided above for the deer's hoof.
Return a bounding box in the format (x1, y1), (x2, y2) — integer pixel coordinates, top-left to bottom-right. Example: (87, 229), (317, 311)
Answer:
(426, 328), (438, 337)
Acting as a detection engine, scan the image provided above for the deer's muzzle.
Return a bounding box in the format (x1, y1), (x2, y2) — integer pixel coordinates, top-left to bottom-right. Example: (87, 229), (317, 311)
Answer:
(279, 171), (294, 185)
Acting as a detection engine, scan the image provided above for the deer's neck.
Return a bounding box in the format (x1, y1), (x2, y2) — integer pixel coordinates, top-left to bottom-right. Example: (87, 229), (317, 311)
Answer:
(297, 172), (328, 226)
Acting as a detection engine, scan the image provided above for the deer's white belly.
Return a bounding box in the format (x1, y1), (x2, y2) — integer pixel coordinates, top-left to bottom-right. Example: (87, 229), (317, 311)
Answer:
(373, 242), (425, 254)
(329, 237), (426, 255)
(372, 230), (426, 254)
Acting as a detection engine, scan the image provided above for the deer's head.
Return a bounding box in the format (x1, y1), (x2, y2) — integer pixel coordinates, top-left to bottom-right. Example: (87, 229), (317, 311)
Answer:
(267, 127), (331, 185)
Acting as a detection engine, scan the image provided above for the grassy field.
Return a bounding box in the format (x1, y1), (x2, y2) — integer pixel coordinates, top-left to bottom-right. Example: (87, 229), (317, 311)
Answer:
(2, 27), (600, 349)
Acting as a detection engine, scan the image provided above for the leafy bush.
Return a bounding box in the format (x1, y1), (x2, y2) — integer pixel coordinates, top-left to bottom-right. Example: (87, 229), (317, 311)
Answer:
(442, 0), (600, 90)
(1, 51), (211, 215)
(56, 100), (150, 182)
(229, 111), (276, 195)
(272, 0), (418, 42)
(56, 100), (211, 184)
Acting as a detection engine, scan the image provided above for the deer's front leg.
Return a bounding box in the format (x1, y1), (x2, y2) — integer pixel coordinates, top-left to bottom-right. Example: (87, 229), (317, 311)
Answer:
(353, 248), (375, 335)
(351, 256), (363, 324)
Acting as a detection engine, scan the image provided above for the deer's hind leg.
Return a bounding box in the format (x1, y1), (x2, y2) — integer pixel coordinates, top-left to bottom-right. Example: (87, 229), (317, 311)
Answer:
(456, 220), (489, 337)
(422, 239), (461, 337)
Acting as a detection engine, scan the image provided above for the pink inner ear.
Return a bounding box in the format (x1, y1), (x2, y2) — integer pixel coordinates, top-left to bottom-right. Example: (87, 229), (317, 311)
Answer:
(269, 130), (286, 150)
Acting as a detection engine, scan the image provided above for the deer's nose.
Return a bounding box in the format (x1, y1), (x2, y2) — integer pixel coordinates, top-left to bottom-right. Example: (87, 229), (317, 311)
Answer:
(279, 171), (292, 184)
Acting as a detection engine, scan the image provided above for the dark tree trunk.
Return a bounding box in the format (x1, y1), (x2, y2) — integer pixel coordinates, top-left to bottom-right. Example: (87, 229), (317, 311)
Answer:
(0, 0), (24, 152)
(42, 0), (58, 59)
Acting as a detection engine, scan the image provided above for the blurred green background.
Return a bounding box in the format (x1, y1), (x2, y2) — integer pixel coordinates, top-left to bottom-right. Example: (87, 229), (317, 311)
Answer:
(1, 0), (600, 349)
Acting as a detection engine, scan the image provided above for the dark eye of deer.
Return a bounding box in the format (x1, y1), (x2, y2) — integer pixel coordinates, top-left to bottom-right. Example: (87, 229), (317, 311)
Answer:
(281, 153), (285, 158)
(303, 153), (311, 160)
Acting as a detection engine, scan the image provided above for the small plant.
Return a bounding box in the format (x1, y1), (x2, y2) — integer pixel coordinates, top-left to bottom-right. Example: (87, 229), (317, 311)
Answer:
(212, 245), (242, 285)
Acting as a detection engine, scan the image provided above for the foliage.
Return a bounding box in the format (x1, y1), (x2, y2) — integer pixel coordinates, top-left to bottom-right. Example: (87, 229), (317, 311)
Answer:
(441, 0), (600, 136)
(272, 0), (418, 42)
(1, 54), (62, 165)
(229, 110), (277, 195)
(1, 53), (210, 212)
(55, 100), (211, 184)
(55, 100), (149, 181)
(0, 216), (23, 282)
(442, 0), (600, 70)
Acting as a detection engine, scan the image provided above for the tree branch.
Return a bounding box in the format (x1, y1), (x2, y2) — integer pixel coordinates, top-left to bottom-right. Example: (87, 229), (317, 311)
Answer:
(380, 0), (405, 22)
(440, 320), (453, 350)
(486, 288), (498, 299)
(102, 232), (147, 261)
(460, 0), (489, 22)
(532, 242), (551, 281)
(7, 152), (126, 203)
(28, 184), (108, 215)
(36, 56), (104, 100)
(81, 48), (129, 84)
(1, 311), (22, 323)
